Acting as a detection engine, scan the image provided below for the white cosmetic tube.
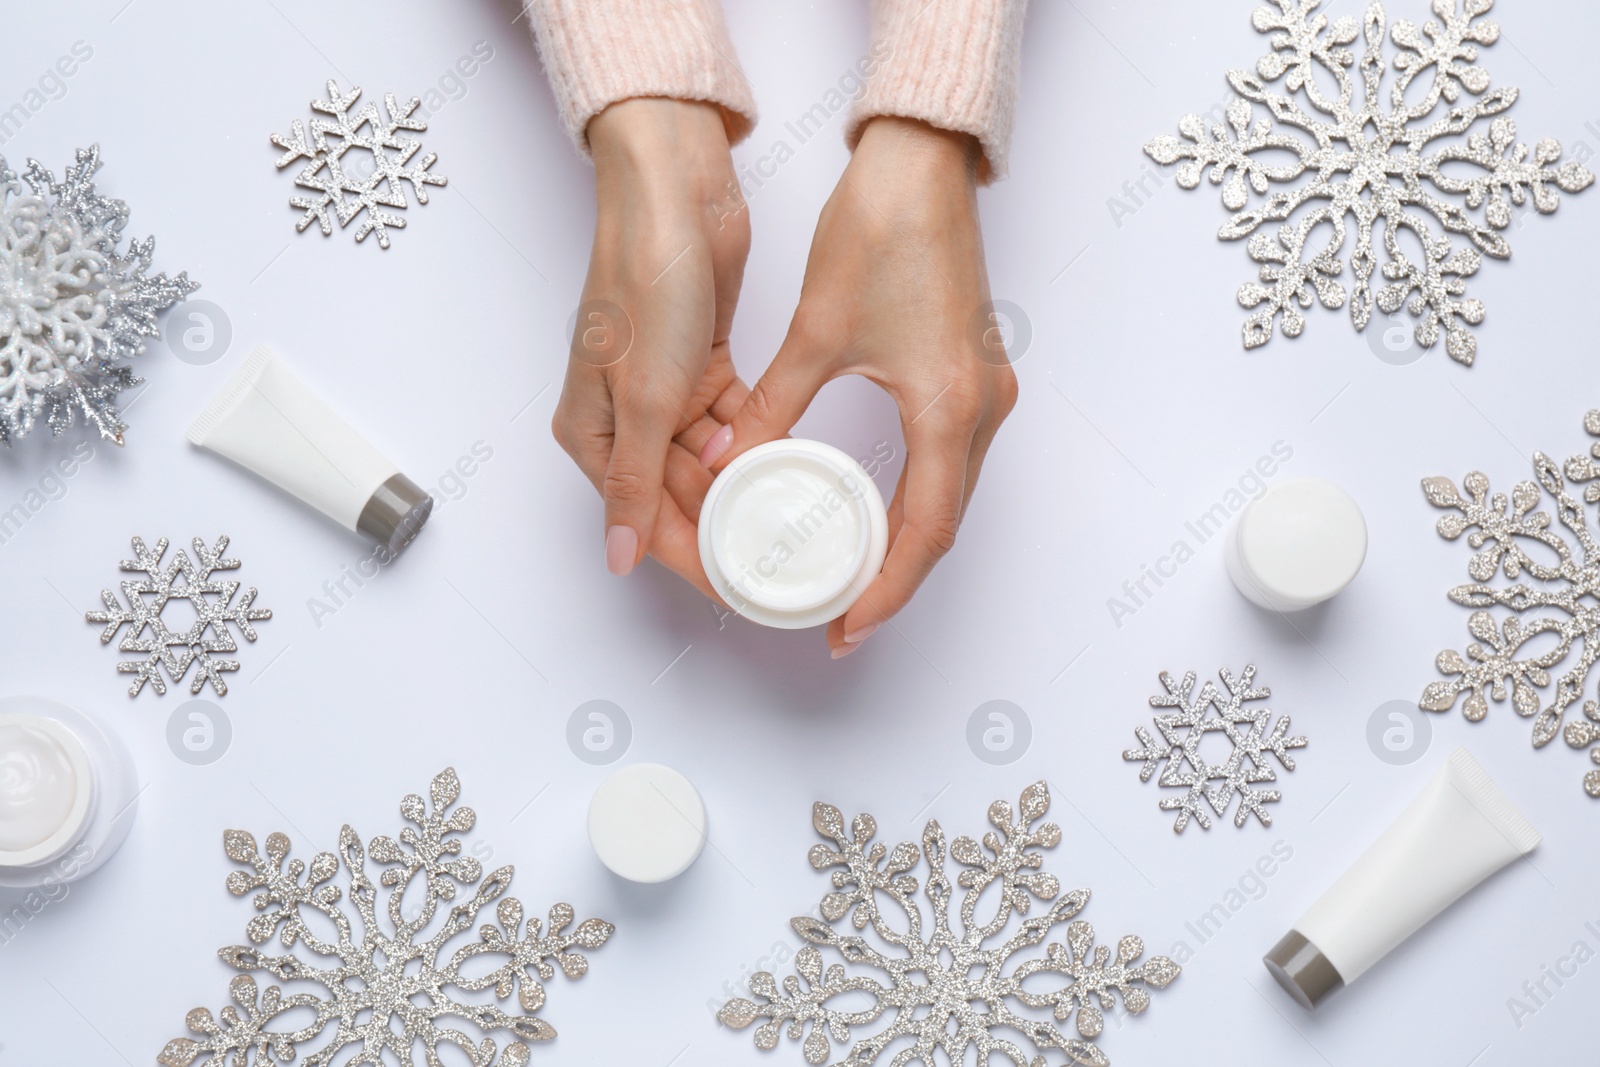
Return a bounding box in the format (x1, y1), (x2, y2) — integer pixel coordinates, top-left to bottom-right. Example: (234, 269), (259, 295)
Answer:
(1264, 747), (1539, 1008)
(188, 347), (432, 555)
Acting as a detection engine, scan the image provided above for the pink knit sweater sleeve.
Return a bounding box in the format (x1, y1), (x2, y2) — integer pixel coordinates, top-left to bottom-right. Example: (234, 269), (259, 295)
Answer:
(847, 0), (1030, 182)
(525, 0), (758, 156)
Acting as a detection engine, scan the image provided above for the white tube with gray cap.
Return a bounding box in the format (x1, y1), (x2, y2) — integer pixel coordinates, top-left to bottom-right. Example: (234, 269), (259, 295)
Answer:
(187, 346), (433, 555)
(1264, 747), (1539, 1008)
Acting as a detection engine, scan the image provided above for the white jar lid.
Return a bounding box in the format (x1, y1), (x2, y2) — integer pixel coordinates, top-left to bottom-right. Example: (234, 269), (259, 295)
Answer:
(587, 763), (707, 883)
(0, 712), (94, 868)
(1226, 477), (1367, 611)
(698, 439), (888, 629)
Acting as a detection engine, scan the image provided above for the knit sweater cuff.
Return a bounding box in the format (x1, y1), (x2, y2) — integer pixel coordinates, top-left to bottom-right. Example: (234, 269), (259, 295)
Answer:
(847, 0), (1029, 183)
(526, 0), (759, 158)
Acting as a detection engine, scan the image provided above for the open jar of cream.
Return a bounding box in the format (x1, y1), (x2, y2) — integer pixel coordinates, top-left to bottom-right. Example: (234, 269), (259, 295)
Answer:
(698, 439), (888, 629)
(0, 696), (137, 889)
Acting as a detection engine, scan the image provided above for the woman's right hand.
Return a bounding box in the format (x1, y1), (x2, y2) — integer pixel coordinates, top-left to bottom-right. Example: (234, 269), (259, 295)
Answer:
(552, 98), (751, 596)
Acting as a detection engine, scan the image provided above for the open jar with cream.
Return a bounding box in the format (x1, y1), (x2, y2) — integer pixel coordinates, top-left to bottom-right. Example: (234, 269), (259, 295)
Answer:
(0, 696), (137, 889)
(698, 439), (888, 628)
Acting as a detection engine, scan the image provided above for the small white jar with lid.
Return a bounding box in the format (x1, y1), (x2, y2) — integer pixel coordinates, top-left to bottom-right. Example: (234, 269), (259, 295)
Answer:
(0, 695), (138, 889)
(698, 439), (889, 629)
(1225, 477), (1367, 612)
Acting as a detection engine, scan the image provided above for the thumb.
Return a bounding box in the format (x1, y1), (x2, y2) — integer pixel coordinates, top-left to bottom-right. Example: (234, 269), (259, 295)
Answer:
(708, 322), (832, 469)
(602, 398), (675, 577)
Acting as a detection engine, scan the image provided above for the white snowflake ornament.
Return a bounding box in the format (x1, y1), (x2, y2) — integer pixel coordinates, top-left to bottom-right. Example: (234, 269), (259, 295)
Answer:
(1421, 409), (1600, 797)
(271, 80), (448, 248)
(1144, 0), (1593, 363)
(719, 783), (1180, 1067)
(85, 536), (272, 697)
(1124, 666), (1306, 832)
(0, 145), (196, 443)
(160, 768), (613, 1067)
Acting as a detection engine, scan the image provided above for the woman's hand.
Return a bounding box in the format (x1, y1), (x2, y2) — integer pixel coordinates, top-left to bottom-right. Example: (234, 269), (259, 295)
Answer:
(553, 98), (750, 597)
(707, 116), (1018, 657)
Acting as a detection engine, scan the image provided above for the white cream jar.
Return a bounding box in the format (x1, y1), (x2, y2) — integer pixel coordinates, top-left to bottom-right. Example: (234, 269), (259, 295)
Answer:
(1225, 477), (1367, 611)
(698, 439), (888, 629)
(0, 696), (138, 889)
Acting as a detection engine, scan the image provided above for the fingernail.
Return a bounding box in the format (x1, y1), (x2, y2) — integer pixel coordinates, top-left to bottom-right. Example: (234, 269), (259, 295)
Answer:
(605, 525), (638, 576)
(699, 424), (734, 467)
(831, 642), (859, 659)
(843, 622), (880, 644)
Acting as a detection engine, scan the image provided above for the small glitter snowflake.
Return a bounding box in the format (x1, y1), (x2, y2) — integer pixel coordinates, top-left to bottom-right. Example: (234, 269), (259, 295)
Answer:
(0, 144), (196, 444)
(271, 80), (448, 249)
(160, 768), (613, 1067)
(85, 536), (272, 697)
(1144, 0), (1593, 363)
(1124, 665), (1306, 832)
(1420, 409), (1600, 797)
(718, 783), (1180, 1067)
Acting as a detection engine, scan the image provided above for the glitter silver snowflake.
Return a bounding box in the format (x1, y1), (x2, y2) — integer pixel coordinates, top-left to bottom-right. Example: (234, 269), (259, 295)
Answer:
(271, 80), (448, 249)
(1144, 0), (1593, 363)
(718, 783), (1180, 1067)
(0, 144), (196, 444)
(85, 536), (272, 697)
(160, 768), (613, 1067)
(1420, 409), (1600, 797)
(1124, 665), (1306, 832)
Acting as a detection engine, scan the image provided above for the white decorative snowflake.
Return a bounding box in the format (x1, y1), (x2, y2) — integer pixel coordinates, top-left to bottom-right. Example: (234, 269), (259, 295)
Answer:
(1421, 409), (1600, 797)
(160, 768), (613, 1067)
(1144, 0), (1593, 363)
(85, 536), (272, 697)
(271, 80), (448, 249)
(0, 145), (196, 444)
(1123, 666), (1306, 832)
(718, 783), (1180, 1067)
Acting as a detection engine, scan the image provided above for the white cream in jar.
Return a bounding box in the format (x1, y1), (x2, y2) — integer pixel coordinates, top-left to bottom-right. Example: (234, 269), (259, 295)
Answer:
(0, 697), (138, 889)
(698, 439), (888, 629)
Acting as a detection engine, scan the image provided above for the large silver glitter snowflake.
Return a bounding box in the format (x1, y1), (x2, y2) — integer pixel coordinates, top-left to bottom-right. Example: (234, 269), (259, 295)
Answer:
(85, 536), (272, 697)
(160, 768), (613, 1067)
(271, 80), (448, 249)
(1144, 0), (1593, 363)
(0, 145), (196, 444)
(718, 783), (1179, 1067)
(1421, 409), (1600, 798)
(1123, 666), (1306, 832)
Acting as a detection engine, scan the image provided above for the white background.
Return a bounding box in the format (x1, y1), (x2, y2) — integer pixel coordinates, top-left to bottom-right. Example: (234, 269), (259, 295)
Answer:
(2, 1), (1597, 1064)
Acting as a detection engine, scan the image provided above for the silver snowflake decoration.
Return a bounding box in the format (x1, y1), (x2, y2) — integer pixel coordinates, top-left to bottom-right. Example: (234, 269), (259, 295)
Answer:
(160, 768), (613, 1067)
(1124, 665), (1306, 832)
(85, 536), (272, 697)
(1144, 0), (1593, 363)
(271, 80), (448, 249)
(0, 144), (197, 444)
(718, 782), (1180, 1067)
(1420, 409), (1600, 797)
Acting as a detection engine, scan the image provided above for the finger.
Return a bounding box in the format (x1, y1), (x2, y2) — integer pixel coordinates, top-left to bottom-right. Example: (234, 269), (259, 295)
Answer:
(692, 368), (750, 467)
(663, 440), (716, 524)
(646, 490), (725, 604)
(713, 322), (833, 470)
(551, 373), (615, 495)
(833, 403), (976, 649)
(603, 382), (678, 576)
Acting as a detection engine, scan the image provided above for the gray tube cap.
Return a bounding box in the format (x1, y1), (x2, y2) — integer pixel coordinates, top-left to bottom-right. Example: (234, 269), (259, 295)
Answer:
(1264, 930), (1345, 1009)
(356, 474), (434, 556)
